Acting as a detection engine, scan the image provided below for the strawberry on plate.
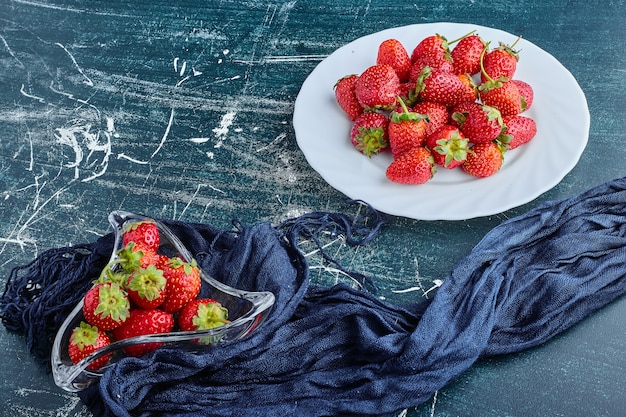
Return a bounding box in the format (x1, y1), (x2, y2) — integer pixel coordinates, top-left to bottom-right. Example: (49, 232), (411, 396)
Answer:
(412, 101), (449, 137)
(425, 125), (470, 169)
(415, 66), (466, 107)
(112, 308), (174, 357)
(480, 38), (520, 83)
(350, 112), (389, 157)
(161, 257), (202, 313)
(462, 141), (505, 178)
(68, 321), (111, 370)
(499, 114), (537, 150)
(451, 33), (485, 76)
(334, 74), (363, 121)
(386, 146), (435, 185)
(510, 79), (534, 111)
(451, 102), (503, 144)
(479, 79), (524, 117)
(411, 33), (451, 63)
(82, 282), (130, 331)
(377, 38), (411, 82)
(354, 64), (400, 110)
(388, 98), (428, 158)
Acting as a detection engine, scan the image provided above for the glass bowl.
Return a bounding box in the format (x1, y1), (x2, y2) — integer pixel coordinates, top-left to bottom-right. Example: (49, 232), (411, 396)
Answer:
(51, 211), (275, 392)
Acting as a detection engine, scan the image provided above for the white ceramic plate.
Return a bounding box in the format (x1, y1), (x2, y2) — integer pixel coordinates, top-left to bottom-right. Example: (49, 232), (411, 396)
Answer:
(293, 22), (589, 220)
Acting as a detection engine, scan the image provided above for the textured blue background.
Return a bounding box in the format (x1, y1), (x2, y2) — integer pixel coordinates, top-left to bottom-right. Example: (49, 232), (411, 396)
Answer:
(0, 0), (624, 415)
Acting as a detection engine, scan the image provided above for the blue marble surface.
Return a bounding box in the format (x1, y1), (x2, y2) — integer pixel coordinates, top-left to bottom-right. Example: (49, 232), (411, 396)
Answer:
(0, 0), (624, 415)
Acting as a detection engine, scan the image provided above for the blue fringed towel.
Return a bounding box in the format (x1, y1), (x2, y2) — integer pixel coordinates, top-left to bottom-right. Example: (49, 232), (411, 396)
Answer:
(2, 178), (626, 417)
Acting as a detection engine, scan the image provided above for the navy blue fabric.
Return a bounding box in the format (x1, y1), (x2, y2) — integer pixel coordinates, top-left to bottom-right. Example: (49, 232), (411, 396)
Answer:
(2, 178), (626, 417)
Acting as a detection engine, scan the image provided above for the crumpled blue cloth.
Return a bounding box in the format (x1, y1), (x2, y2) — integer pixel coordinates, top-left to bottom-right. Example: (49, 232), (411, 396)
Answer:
(2, 177), (626, 417)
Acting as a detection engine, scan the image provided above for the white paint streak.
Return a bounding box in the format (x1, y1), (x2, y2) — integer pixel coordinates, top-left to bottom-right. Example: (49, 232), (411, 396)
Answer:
(188, 137), (211, 144)
(257, 132), (287, 152)
(151, 108), (175, 157)
(54, 121), (112, 182)
(117, 153), (149, 164)
(212, 111), (236, 148)
(55, 43), (94, 86)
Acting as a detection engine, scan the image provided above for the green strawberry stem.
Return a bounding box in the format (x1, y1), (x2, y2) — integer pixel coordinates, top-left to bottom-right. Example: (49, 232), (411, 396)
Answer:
(477, 41), (508, 92)
(391, 97), (428, 123)
(446, 29), (477, 46)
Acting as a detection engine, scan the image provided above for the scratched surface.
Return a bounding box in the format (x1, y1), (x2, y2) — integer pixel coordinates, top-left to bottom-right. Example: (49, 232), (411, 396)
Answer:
(0, 0), (625, 416)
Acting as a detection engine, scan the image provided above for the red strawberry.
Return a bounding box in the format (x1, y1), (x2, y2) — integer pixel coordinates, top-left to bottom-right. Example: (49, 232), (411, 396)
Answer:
(385, 146), (435, 185)
(415, 67), (466, 107)
(388, 99), (428, 158)
(350, 112), (389, 157)
(457, 73), (478, 103)
(122, 221), (160, 254)
(480, 39), (520, 83)
(452, 102), (503, 144)
(114, 241), (164, 274)
(479, 80), (523, 117)
(68, 321), (111, 370)
(112, 308), (174, 357)
(462, 141), (505, 178)
(451, 34), (485, 76)
(397, 81), (420, 107)
(178, 298), (229, 332)
(409, 54), (454, 82)
(377, 39), (411, 82)
(510, 79), (534, 112)
(499, 115), (537, 150)
(425, 125), (470, 169)
(126, 265), (167, 310)
(413, 101), (449, 137)
(354, 64), (400, 110)
(161, 257), (202, 313)
(334, 74), (363, 121)
(411, 34), (451, 63)
(83, 282), (130, 331)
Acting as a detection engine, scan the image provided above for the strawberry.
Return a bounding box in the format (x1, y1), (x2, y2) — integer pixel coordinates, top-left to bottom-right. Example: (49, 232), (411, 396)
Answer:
(114, 241), (163, 274)
(334, 74), (363, 121)
(178, 298), (229, 332)
(415, 67), (466, 107)
(397, 81), (420, 107)
(457, 73), (478, 103)
(82, 282), (130, 331)
(68, 321), (111, 370)
(161, 257), (202, 313)
(350, 112), (389, 157)
(385, 146), (435, 185)
(499, 114), (537, 150)
(412, 101), (449, 137)
(452, 102), (503, 144)
(388, 98), (428, 158)
(451, 34), (485, 76)
(354, 64), (400, 110)
(425, 125), (470, 169)
(510, 79), (534, 112)
(480, 39), (520, 83)
(409, 54), (454, 82)
(479, 80), (523, 117)
(122, 220), (160, 254)
(126, 264), (167, 310)
(112, 308), (174, 357)
(376, 39), (411, 82)
(462, 141), (505, 178)
(411, 34), (451, 63)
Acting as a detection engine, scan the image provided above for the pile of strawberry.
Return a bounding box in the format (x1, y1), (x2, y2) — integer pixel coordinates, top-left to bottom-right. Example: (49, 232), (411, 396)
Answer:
(68, 220), (229, 371)
(334, 31), (537, 184)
